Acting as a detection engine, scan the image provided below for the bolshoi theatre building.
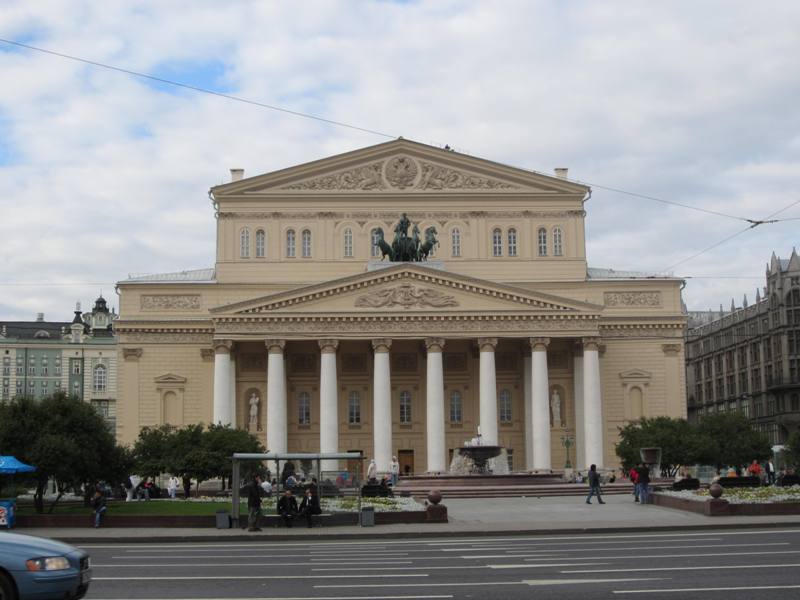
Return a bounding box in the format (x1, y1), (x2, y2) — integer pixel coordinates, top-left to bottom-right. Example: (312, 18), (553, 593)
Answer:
(115, 139), (687, 474)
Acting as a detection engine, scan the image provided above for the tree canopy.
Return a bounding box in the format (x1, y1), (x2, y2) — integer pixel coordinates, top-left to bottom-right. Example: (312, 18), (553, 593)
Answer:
(785, 431), (800, 469)
(615, 416), (699, 476)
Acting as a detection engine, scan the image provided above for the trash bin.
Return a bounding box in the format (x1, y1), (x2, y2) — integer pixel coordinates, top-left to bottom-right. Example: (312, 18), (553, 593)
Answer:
(0, 500), (16, 529)
(215, 510), (231, 529)
(360, 505), (375, 527)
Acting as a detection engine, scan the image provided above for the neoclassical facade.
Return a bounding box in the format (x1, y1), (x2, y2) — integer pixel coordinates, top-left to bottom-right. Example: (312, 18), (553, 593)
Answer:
(115, 139), (686, 473)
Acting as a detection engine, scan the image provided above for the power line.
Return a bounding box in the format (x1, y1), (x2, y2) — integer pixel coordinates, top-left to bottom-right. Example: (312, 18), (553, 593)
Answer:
(0, 37), (397, 140)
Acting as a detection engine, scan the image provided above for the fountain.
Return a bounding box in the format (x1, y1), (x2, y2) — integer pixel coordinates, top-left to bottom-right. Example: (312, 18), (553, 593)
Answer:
(450, 429), (507, 475)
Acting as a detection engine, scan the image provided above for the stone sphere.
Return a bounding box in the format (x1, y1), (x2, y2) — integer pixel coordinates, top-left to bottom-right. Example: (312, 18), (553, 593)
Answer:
(709, 483), (724, 499)
(428, 490), (443, 505)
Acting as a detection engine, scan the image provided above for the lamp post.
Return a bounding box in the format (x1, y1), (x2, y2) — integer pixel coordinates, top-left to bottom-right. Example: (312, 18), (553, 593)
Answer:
(561, 434), (574, 470)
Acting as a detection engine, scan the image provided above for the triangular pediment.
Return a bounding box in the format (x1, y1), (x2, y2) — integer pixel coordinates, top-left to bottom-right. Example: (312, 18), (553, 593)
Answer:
(211, 264), (602, 316)
(212, 139), (588, 195)
(619, 369), (652, 381)
(154, 373), (188, 384)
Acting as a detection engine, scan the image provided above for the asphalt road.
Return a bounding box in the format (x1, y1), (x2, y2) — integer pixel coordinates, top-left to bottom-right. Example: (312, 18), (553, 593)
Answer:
(78, 528), (800, 599)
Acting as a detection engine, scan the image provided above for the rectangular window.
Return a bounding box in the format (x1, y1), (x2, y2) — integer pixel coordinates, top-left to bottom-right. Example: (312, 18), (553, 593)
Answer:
(54, 366), (61, 376)
(399, 391), (412, 424)
(16, 366), (22, 376)
(28, 366), (35, 375)
(72, 361), (81, 375)
(55, 381), (61, 389)
(1, 367), (8, 377)
(499, 389), (512, 423)
(297, 391), (311, 425)
(449, 390), (463, 424)
(42, 366), (48, 376)
(348, 391), (361, 425)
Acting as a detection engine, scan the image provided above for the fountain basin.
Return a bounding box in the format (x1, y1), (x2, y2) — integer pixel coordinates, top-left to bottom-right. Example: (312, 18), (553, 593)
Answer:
(456, 445), (502, 474)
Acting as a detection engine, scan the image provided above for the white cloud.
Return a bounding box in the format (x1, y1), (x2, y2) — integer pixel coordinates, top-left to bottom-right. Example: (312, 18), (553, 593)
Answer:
(1, 0), (800, 320)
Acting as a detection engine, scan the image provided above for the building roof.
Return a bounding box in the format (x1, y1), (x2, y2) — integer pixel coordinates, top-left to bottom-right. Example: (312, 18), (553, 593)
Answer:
(0, 321), (70, 340)
(587, 267), (678, 280)
(121, 268), (216, 284)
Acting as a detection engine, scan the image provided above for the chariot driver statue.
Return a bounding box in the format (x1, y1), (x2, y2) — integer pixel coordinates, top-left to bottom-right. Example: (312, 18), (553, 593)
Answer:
(393, 212), (411, 244)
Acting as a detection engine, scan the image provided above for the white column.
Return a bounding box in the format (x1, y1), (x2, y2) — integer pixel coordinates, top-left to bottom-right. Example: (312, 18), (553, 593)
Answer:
(213, 340), (232, 425)
(573, 345), (586, 471)
(583, 337), (604, 469)
(425, 338), (446, 473)
(530, 337), (551, 470)
(319, 339), (339, 473)
(228, 354), (237, 428)
(372, 339), (392, 473)
(523, 351), (533, 471)
(266, 339), (287, 453)
(478, 338), (498, 445)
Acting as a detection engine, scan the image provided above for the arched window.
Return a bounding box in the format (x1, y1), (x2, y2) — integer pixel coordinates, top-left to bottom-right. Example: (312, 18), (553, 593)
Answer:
(499, 389), (512, 423)
(507, 228), (517, 257)
(492, 228), (502, 257)
(348, 391), (361, 424)
(302, 229), (312, 258)
(371, 229), (381, 257)
(298, 391), (311, 425)
(343, 228), (353, 257)
(255, 229), (265, 258)
(399, 390), (412, 424)
(93, 364), (107, 392)
(552, 226), (563, 256)
(286, 229), (296, 258)
(239, 228), (250, 258)
(537, 227), (548, 256)
(449, 390), (462, 423)
(451, 227), (461, 257)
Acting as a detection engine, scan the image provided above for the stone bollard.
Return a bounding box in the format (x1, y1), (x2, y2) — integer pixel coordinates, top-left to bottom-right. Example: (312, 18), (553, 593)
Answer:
(706, 482), (730, 516)
(425, 490), (448, 523)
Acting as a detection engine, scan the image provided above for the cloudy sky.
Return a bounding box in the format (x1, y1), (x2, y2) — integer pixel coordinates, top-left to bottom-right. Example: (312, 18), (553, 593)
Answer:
(1, 1), (799, 321)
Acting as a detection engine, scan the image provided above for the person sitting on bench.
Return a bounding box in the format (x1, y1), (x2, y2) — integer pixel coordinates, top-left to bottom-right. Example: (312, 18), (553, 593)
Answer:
(299, 488), (322, 528)
(277, 489), (298, 527)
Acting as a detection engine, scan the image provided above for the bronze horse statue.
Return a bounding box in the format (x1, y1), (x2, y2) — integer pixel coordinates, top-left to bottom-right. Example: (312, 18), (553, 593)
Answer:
(418, 226), (438, 260)
(374, 228), (394, 261)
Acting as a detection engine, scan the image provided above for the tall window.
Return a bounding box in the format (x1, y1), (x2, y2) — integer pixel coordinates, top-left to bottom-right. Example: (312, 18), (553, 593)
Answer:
(93, 364), (107, 392)
(348, 391), (361, 424)
(302, 229), (312, 258)
(286, 229), (296, 257)
(552, 226), (563, 256)
(239, 228), (250, 258)
(72, 361), (81, 375)
(343, 228), (353, 257)
(449, 390), (463, 423)
(507, 228), (517, 257)
(492, 228), (502, 257)
(371, 229), (381, 257)
(399, 390), (412, 424)
(499, 389), (512, 423)
(451, 227), (461, 257)
(298, 391), (311, 425)
(255, 229), (265, 258)
(537, 227), (547, 256)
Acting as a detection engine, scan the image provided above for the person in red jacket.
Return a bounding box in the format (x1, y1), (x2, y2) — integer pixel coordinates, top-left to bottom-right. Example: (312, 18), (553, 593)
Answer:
(629, 465), (640, 503)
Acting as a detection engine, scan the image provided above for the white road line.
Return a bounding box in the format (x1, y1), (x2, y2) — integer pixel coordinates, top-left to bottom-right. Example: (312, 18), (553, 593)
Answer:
(317, 578), (661, 589)
(527, 550), (800, 561)
(442, 539), (722, 551)
(312, 563), (609, 571)
(614, 584), (800, 594)
(563, 562), (800, 574)
(489, 563), (610, 569)
(524, 578), (664, 587)
(500, 542), (791, 554)
(93, 574), (430, 581)
(93, 561), (415, 567)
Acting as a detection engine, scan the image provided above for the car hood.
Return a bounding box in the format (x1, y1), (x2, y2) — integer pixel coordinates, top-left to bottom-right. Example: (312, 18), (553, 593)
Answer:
(0, 532), (81, 556)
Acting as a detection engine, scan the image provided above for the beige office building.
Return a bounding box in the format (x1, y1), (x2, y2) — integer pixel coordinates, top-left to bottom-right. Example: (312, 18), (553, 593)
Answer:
(115, 139), (686, 473)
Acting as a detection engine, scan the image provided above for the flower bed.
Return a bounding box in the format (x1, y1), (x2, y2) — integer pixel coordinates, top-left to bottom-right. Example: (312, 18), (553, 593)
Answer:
(659, 485), (800, 504)
(653, 485), (800, 516)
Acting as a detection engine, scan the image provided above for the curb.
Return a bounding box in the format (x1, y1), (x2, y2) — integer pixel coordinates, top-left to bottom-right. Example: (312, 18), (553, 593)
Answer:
(41, 520), (800, 545)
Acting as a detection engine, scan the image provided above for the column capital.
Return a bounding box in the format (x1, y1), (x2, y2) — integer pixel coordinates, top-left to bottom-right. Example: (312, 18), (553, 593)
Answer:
(318, 339), (339, 353)
(214, 339), (233, 354)
(529, 337), (550, 351)
(477, 337), (498, 352)
(424, 337), (446, 352)
(372, 338), (392, 353)
(265, 339), (286, 354)
(582, 337), (602, 352)
(122, 347), (143, 361)
(662, 343), (681, 356)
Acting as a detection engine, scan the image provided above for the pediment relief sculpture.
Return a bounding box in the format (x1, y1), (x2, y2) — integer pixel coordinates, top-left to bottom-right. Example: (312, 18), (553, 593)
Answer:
(354, 283), (459, 309)
(279, 155), (521, 192)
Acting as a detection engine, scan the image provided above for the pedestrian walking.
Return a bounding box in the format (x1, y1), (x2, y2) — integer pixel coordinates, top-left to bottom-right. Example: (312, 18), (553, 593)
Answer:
(585, 464), (605, 504)
(91, 488), (107, 528)
(241, 474), (264, 532)
(167, 476), (178, 499)
(636, 463), (651, 504)
(630, 464), (640, 502)
(766, 459), (776, 485)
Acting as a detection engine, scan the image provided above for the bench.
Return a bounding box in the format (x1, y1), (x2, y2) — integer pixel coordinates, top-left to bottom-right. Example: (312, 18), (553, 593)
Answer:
(717, 476), (761, 488)
(361, 483), (393, 498)
(671, 478), (700, 491)
(777, 474), (800, 487)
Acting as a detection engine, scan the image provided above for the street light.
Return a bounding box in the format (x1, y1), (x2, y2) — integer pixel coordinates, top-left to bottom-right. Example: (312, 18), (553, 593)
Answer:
(561, 434), (574, 469)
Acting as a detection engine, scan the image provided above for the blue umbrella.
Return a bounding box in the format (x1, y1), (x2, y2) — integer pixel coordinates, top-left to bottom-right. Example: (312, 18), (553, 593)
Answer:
(0, 456), (36, 474)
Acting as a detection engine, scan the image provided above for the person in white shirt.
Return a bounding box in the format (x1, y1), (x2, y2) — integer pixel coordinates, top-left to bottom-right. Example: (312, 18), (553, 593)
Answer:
(167, 476), (178, 499)
(389, 456), (400, 486)
(367, 459), (378, 482)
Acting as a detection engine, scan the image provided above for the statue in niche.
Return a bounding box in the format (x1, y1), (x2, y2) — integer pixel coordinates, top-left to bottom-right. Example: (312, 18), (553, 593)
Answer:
(248, 392), (261, 431)
(550, 388), (563, 428)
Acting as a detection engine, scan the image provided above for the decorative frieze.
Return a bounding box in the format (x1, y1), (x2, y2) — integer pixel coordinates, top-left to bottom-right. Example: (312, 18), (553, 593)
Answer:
(200, 348), (215, 362)
(119, 332), (213, 344)
(604, 291), (662, 307)
(355, 283), (459, 309)
(661, 343), (682, 356)
(219, 209), (580, 221)
(122, 347), (143, 361)
(417, 161), (518, 190)
(281, 161), (385, 191)
(140, 295), (202, 311)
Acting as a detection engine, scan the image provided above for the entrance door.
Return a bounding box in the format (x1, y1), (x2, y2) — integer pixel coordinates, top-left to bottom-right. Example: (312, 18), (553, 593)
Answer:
(398, 449), (414, 477)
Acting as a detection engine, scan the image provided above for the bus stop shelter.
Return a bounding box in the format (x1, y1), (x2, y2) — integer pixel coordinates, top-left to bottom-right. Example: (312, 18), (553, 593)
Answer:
(230, 451), (364, 528)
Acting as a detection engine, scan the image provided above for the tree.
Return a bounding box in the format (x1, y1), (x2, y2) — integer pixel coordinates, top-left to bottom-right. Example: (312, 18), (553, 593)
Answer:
(203, 424), (265, 489)
(0, 393), (126, 513)
(784, 430), (800, 469)
(694, 412), (772, 470)
(131, 425), (176, 479)
(615, 416), (700, 476)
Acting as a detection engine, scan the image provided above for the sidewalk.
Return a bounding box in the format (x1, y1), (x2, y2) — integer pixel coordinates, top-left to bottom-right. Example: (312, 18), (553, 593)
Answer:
(15, 496), (800, 543)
